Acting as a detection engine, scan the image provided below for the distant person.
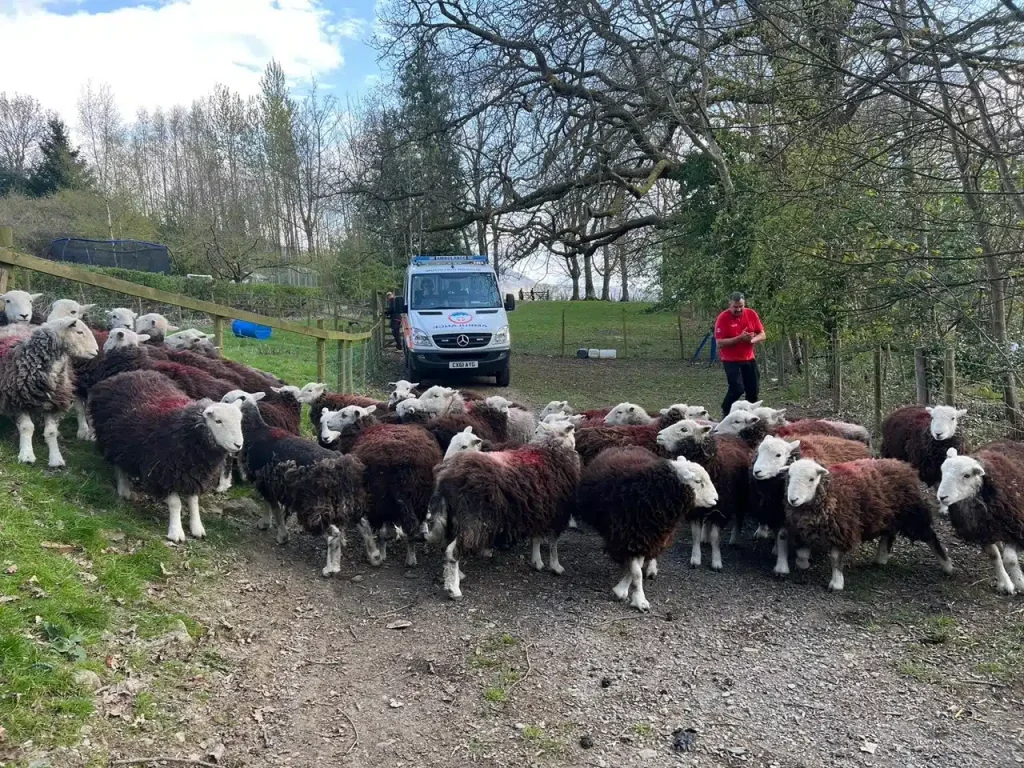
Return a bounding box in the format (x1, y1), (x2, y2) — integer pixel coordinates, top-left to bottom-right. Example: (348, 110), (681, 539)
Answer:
(519, 288), (525, 301)
(530, 288), (535, 301)
(385, 291), (402, 349)
(715, 292), (766, 418)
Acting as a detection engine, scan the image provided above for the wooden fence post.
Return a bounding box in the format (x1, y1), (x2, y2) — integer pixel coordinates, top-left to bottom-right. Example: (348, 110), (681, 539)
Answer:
(0, 226), (12, 293)
(361, 338), (367, 389)
(802, 337), (811, 398)
(213, 316), (224, 351)
(337, 340), (346, 391)
(873, 347), (883, 437)
(561, 309), (566, 357)
(914, 347), (929, 404)
(831, 329), (842, 413)
(622, 308), (628, 358)
(348, 340), (355, 392)
(316, 320), (327, 384)
(677, 312), (685, 361)
(944, 347), (955, 406)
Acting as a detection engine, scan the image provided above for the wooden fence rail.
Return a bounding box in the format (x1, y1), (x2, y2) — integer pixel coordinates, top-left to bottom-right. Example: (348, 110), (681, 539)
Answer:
(0, 226), (373, 389)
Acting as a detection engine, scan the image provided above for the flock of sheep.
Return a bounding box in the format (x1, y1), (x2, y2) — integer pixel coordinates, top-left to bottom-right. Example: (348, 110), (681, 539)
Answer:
(1, 289), (1022, 613)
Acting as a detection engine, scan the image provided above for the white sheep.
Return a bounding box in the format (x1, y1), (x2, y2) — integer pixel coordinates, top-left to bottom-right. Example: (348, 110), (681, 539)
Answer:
(1, 290), (42, 324)
(134, 312), (179, 342)
(107, 308), (137, 330)
(387, 379), (421, 408)
(47, 299), (96, 323)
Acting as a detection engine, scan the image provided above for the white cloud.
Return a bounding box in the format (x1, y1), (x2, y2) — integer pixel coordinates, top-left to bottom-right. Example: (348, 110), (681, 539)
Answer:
(0, 0), (357, 123)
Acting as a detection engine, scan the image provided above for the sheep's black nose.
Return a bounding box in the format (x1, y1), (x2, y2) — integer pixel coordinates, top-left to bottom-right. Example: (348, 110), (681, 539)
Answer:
(938, 495), (949, 503)
(19, 313), (28, 320)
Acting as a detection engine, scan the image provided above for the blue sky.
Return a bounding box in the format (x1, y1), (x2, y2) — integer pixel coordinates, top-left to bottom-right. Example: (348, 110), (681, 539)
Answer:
(0, 0), (386, 122)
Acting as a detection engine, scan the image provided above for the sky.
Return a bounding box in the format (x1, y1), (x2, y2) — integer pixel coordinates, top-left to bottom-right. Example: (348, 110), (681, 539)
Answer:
(0, 0), (384, 123)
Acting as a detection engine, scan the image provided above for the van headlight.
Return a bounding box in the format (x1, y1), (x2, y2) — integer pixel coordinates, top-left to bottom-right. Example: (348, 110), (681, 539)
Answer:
(492, 326), (510, 345)
(410, 328), (433, 348)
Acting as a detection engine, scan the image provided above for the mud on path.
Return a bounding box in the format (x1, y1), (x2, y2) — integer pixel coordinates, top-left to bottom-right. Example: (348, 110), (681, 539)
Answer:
(103, 508), (1024, 768)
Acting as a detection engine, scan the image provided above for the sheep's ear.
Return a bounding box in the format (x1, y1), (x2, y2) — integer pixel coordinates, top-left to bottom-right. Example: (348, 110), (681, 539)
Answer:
(699, 424), (713, 435)
(926, 406), (934, 415)
(462, 426), (473, 433)
(956, 409), (967, 418)
(659, 408), (669, 416)
(778, 464), (790, 475)
(751, 400), (763, 408)
(973, 465), (985, 477)
(271, 386), (283, 393)
(410, 382), (420, 388)
(321, 407), (329, 417)
(386, 381), (397, 387)
(816, 465), (829, 477)
(787, 439), (800, 451)
(251, 392), (266, 401)
(166, 324), (180, 332)
(748, 414), (761, 423)
(366, 405), (377, 414)
(29, 293), (42, 301)
(137, 334), (150, 342)
(946, 447), (958, 459)
(776, 409), (787, 419)
(81, 303), (96, 312)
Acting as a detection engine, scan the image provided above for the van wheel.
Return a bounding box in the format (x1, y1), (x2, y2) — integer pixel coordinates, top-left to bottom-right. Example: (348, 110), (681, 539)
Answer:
(495, 365), (511, 387)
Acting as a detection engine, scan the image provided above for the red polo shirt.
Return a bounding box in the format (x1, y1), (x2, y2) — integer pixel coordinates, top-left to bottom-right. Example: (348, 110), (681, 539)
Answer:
(715, 308), (764, 363)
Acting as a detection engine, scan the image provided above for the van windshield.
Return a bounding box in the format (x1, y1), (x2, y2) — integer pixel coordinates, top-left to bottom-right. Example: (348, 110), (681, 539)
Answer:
(410, 272), (502, 310)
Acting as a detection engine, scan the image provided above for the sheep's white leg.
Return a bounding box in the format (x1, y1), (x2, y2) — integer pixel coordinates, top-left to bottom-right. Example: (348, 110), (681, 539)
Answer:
(700, 522), (711, 543)
(827, 548), (845, 592)
(322, 526), (343, 577)
(773, 529), (790, 576)
(547, 537), (564, 575)
(689, 521), (702, 568)
(216, 463), (232, 493)
(405, 539), (418, 567)
(709, 524), (723, 571)
(166, 493), (185, 543)
(645, 558), (658, 579)
(612, 568), (632, 602)
(728, 520), (740, 546)
(568, 515), (578, 529)
(795, 547), (811, 570)
(42, 414), (65, 468)
(114, 467), (133, 500)
(628, 556), (649, 612)
(15, 413), (35, 464)
(754, 524), (771, 540)
(256, 503), (273, 530)
(530, 537), (544, 571)
(274, 502), (288, 545)
(443, 540), (462, 599)
(73, 397), (94, 441)
(378, 531), (388, 562)
(187, 494), (206, 539)
(874, 535), (892, 565)
(1001, 544), (1024, 592)
(358, 517), (382, 567)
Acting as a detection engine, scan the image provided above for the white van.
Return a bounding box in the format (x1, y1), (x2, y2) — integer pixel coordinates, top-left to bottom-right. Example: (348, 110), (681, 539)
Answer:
(396, 255), (516, 386)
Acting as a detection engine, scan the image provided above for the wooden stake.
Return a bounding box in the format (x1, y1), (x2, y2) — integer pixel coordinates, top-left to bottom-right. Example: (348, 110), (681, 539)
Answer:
(914, 347), (928, 404)
(944, 346), (955, 406)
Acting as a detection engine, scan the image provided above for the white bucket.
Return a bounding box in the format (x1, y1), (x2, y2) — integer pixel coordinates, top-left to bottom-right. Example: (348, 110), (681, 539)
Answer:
(599, 349), (617, 359)
(588, 348), (600, 359)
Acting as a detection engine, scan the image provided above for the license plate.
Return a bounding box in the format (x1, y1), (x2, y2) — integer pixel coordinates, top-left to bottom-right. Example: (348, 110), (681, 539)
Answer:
(449, 360), (479, 369)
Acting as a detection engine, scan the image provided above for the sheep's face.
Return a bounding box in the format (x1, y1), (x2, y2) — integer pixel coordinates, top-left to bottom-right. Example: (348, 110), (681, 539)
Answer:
(270, 385), (302, 401)
(135, 313), (179, 337)
(661, 404), (710, 422)
(396, 398), (424, 421)
(753, 436), (800, 480)
(657, 419), (712, 453)
(539, 400), (572, 420)
(730, 399), (763, 413)
(928, 405), (967, 441)
(712, 410), (760, 436)
(203, 403), (244, 453)
(604, 402), (653, 426)
(292, 382), (326, 404)
(418, 385), (459, 413)
(323, 404), (375, 438)
(752, 407), (787, 427)
(165, 329), (210, 350)
(47, 299), (94, 323)
(103, 328), (150, 352)
(2, 290), (40, 323)
(937, 448), (984, 507)
(785, 459), (828, 507)
(484, 395), (512, 415)
(50, 317), (99, 359)
(106, 308), (137, 330)
(387, 379), (420, 407)
(670, 458), (718, 508)
(532, 419), (575, 449)
(222, 390), (265, 406)
(542, 412), (583, 427)
(445, 426), (483, 460)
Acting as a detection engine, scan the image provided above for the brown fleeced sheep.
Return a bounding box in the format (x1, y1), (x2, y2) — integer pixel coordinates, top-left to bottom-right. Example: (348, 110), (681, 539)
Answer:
(713, 410), (848, 448)
(574, 423), (662, 466)
(881, 405), (967, 486)
(749, 434), (872, 575)
(938, 443), (1024, 595)
(425, 420), (581, 599)
(576, 447), (718, 611)
(784, 458), (953, 592)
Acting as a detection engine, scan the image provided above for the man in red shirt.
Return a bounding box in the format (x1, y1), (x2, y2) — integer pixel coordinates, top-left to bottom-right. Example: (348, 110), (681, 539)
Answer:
(714, 292), (766, 418)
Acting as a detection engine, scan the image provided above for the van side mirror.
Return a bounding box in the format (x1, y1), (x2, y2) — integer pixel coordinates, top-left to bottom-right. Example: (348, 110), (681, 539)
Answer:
(394, 296), (407, 314)
(504, 293), (516, 312)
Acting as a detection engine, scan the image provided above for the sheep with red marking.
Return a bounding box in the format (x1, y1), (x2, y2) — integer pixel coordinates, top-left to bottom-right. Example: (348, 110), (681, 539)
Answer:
(577, 447), (718, 611)
(938, 444), (1024, 595)
(417, 397), (513, 453)
(749, 434), (871, 575)
(387, 379), (422, 408)
(783, 458), (952, 592)
(43, 301), (107, 441)
(881, 405), (967, 486)
(713, 409), (849, 448)
(0, 317), (99, 466)
(424, 419), (580, 599)
(655, 419), (752, 570)
(575, 423), (663, 466)
(88, 370), (244, 542)
(732, 401), (870, 445)
(302, 382), (387, 438)
(320, 404), (441, 567)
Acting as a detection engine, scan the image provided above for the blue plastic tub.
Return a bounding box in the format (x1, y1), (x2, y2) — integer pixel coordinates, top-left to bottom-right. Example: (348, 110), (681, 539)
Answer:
(232, 319), (272, 340)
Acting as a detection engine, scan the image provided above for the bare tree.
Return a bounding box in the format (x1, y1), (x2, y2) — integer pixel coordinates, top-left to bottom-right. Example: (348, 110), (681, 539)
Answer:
(0, 92), (48, 174)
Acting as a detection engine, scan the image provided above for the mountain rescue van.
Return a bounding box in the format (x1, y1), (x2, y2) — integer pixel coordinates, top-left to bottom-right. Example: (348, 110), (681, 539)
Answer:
(395, 255), (516, 387)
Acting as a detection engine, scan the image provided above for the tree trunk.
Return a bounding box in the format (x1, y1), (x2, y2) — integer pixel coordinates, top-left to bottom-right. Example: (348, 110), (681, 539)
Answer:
(619, 240), (629, 301)
(600, 245), (612, 300)
(490, 219), (500, 278)
(583, 250), (596, 299)
(569, 256), (581, 300)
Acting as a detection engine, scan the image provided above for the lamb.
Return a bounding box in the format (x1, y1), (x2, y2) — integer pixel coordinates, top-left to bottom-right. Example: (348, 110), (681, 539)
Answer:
(166, 329), (215, 351)
(731, 401), (871, 444)
(106, 308), (137, 330)
(46, 299), (96, 323)
(0, 318), (100, 466)
(88, 369), (244, 542)
(654, 419), (752, 570)
(229, 392), (366, 575)
(577, 447), (718, 611)
(478, 395), (535, 443)
(303, 383), (387, 436)
(320, 404), (442, 567)
(42, 300), (106, 441)
(443, 425), (485, 460)
(387, 379), (421, 408)
(0, 290), (43, 325)
(784, 458), (952, 591)
(749, 434), (872, 575)
(712, 410), (848, 447)
(938, 445), (1024, 595)
(881, 405), (967, 486)
(425, 419), (580, 599)
(135, 312), (180, 344)
(539, 400), (574, 420)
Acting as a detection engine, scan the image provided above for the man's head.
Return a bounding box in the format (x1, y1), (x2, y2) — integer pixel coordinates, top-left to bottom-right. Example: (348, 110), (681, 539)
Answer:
(728, 292), (745, 317)
(386, 291), (394, 299)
